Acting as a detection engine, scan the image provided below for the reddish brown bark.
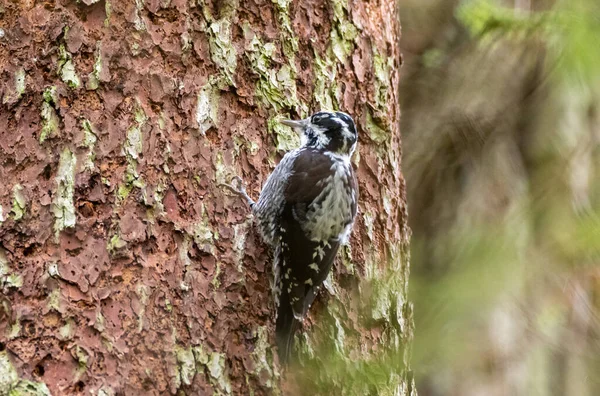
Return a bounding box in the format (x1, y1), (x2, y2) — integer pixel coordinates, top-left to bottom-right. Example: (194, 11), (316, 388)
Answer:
(0, 0), (412, 394)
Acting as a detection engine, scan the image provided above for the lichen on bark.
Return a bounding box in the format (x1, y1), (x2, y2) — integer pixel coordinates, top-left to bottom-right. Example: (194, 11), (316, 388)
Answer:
(312, 52), (339, 111)
(118, 100), (147, 201)
(271, 0), (299, 61)
(86, 42), (103, 90)
(10, 184), (26, 221)
(0, 351), (51, 396)
(0, 0), (412, 394)
(195, 79), (220, 135)
(39, 87), (60, 143)
(58, 44), (81, 89)
(52, 148), (77, 239)
(2, 68), (26, 105)
(1, 249), (23, 290)
(202, 0), (239, 87)
(80, 119), (98, 171)
(330, 0), (360, 62)
(243, 22), (306, 152)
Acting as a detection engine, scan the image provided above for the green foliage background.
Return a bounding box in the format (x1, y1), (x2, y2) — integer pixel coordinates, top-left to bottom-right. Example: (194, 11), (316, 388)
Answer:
(401, 0), (600, 395)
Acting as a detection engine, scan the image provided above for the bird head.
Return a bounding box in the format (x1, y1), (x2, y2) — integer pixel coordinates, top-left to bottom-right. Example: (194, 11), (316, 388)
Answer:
(281, 111), (358, 156)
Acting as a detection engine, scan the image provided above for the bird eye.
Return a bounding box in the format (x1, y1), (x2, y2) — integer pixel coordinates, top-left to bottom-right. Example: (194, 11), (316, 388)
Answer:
(311, 115), (322, 123)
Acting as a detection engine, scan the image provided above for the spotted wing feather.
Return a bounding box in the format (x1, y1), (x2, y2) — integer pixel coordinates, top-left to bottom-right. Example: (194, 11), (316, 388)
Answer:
(275, 149), (354, 363)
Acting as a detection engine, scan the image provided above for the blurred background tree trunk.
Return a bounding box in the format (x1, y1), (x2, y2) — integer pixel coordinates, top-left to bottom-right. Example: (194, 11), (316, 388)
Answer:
(0, 0), (413, 395)
(399, 0), (600, 395)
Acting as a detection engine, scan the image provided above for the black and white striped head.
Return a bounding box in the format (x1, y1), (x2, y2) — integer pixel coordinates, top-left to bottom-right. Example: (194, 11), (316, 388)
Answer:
(281, 111), (358, 156)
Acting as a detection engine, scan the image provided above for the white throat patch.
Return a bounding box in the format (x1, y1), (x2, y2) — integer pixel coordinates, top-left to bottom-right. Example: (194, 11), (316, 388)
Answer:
(305, 124), (331, 148)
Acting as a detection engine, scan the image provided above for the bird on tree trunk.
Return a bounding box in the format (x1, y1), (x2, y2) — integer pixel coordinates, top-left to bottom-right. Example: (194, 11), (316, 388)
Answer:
(224, 111), (359, 364)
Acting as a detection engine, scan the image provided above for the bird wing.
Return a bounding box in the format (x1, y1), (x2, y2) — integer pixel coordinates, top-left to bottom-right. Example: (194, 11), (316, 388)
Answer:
(275, 149), (343, 363)
(280, 149), (342, 318)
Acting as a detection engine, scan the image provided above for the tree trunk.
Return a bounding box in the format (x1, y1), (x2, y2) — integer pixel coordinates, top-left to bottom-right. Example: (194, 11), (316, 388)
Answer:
(0, 0), (413, 394)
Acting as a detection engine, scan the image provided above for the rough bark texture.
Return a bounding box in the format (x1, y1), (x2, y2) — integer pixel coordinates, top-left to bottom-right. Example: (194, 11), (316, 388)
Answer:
(0, 0), (412, 395)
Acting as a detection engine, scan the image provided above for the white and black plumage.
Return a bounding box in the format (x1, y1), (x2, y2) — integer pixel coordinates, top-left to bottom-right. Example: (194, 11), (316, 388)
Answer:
(227, 111), (358, 364)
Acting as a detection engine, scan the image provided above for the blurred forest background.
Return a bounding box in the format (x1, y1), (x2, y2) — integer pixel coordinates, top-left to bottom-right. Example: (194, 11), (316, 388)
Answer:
(399, 0), (600, 395)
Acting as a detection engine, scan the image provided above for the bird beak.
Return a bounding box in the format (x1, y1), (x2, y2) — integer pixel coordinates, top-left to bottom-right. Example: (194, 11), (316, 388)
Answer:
(280, 118), (309, 134)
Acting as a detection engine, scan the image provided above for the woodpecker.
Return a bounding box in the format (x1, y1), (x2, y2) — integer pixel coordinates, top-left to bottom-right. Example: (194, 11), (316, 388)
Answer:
(225, 111), (358, 364)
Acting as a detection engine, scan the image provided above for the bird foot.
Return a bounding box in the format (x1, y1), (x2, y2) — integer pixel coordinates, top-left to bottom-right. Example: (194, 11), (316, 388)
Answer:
(220, 176), (255, 207)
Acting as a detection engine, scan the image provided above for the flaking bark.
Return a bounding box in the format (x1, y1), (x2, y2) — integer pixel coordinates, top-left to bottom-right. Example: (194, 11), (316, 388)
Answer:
(0, 0), (413, 394)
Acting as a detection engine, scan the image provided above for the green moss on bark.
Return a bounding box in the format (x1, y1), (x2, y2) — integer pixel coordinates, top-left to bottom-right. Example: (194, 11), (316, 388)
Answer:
(313, 52), (339, 110)
(372, 50), (394, 112)
(243, 23), (308, 155)
(267, 117), (301, 153)
(330, 0), (359, 63)
(271, 0), (299, 64)
(107, 233), (126, 255)
(365, 111), (389, 144)
(244, 24), (305, 116)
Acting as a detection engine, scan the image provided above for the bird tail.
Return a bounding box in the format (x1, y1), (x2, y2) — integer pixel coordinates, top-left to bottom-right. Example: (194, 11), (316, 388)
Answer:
(275, 292), (302, 365)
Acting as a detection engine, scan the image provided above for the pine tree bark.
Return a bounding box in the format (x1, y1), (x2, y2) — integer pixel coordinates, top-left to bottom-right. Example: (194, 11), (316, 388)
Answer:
(0, 0), (413, 394)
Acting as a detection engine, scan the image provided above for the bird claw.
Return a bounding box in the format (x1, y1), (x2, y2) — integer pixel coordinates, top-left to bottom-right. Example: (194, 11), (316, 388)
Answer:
(220, 176), (255, 207)
(230, 176), (244, 191)
(221, 176), (245, 194)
